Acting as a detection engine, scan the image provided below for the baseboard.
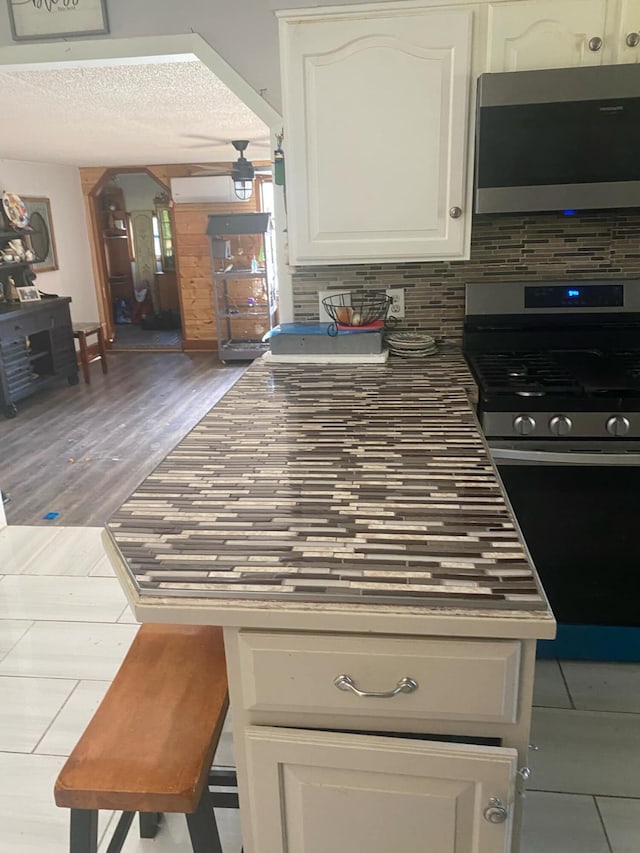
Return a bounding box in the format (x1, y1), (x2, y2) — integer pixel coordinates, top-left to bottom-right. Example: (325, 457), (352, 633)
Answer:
(182, 338), (217, 351)
(537, 624), (640, 661)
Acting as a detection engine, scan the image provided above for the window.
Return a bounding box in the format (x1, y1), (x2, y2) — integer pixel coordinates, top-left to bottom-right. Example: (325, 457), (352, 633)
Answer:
(153, 206), (175, 272)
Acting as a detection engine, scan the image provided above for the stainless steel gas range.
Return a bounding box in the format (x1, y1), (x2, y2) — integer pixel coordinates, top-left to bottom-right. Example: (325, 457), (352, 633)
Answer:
(463, 279), (640, 660)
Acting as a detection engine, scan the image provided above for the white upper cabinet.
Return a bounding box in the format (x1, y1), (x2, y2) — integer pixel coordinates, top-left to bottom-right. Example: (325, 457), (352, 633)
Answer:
(616, 0), (640, 63)
(278, 4), (472, 265)
(485, 0), (609, 72)
(485, 0), (640, 71)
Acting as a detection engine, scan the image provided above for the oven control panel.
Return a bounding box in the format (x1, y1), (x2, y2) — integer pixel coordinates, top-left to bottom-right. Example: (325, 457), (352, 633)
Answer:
(482, 411), (640, 438)
(512, 414), (574, 436)
(524, 284), (624, 309)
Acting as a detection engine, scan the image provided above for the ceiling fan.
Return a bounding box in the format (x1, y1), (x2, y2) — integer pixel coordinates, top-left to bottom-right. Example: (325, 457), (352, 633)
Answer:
(191, 140), (271, 199)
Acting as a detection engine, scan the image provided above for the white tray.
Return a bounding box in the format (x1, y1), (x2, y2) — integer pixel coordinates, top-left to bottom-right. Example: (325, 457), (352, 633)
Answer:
(262, 349), (389, 365)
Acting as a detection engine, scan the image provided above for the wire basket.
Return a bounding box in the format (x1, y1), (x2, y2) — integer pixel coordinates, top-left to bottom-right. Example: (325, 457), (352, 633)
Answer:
(322, 290), (391, 334)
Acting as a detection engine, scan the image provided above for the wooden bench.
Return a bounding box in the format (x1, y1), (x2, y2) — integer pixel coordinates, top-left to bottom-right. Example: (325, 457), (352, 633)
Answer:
(54, 623), (238, 853)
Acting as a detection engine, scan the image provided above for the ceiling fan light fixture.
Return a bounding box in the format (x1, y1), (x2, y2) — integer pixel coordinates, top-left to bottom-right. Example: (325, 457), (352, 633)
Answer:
(233, 179), (253, 201)
(231, 160), (255, 183)
(230, 140), (255, 200)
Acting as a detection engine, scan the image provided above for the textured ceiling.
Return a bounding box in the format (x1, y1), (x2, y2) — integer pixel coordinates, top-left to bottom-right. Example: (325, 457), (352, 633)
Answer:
(0, 59), (271, 167)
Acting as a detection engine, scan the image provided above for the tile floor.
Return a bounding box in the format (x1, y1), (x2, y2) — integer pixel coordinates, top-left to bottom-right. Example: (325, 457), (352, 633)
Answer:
(0, 525), (240, 853)
(1, 524), (639, 852)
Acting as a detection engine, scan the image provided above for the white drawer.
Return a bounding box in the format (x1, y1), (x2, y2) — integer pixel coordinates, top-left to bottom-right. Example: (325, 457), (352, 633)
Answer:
(237, 631), (521, 724)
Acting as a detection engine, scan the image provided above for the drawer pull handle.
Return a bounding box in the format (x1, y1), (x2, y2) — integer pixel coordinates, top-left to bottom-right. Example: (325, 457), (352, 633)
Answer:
(333, 674), (418, 698)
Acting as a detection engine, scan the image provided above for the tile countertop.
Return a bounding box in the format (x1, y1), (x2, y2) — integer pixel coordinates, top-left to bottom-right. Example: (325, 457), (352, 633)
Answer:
(104, 348), (556, 640)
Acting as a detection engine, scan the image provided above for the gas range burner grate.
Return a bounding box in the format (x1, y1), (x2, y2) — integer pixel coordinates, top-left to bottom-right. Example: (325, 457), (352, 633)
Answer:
(468, 352), (582, 396)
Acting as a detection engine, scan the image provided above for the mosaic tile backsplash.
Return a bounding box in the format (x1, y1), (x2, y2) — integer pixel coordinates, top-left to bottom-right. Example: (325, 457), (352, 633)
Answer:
(108, 351), (546, 613)
(292, 210), (640, 341)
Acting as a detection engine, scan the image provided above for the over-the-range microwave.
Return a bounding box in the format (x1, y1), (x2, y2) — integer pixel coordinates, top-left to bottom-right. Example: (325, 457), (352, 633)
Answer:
(474, 63), (640, 215)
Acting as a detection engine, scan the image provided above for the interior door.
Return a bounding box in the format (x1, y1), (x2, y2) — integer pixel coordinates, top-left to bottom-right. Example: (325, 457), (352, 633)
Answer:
(244, 726), (517, 853)
(130, 210), (157, 301)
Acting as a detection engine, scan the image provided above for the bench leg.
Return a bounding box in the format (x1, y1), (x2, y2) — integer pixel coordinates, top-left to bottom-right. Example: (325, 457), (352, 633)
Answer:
(70, 809), (98, 853)
(209, 765), (240, 809)
(139, 811), (161, 838)
(185, 787), (223, 853)
(77, 333), (90, 385)
(97, 327), (108, 374)
(105, 812), (135, 853)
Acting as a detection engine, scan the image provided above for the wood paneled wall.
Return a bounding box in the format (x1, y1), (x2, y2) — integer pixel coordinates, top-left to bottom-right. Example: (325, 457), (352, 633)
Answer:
(173, 195), (258, 348)
(79, 164), (260, 350)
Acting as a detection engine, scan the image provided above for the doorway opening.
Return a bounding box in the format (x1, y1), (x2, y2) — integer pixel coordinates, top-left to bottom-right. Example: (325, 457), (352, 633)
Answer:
(91, 169), (181, 351)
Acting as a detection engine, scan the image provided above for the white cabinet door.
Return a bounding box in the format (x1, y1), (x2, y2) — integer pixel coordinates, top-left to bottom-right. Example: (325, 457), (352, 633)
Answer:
(279, 6), (472, 265)
(486, 0), (608, 72)
(616, 0), (640, 63)
(245, 726), (517, 853)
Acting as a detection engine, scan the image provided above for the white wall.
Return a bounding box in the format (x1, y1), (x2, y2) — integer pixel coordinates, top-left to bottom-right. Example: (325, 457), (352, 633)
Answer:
(117, 172), (164, 213)
(0, 159), (98, 322)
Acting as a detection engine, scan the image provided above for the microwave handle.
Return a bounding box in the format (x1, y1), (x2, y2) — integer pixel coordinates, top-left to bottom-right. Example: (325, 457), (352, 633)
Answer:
(490, 446), (640, 466)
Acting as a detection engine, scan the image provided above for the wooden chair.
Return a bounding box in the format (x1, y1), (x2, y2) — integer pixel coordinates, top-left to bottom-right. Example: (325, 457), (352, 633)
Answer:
(54, 623), (238, 853)
(72, 322), (108, 385)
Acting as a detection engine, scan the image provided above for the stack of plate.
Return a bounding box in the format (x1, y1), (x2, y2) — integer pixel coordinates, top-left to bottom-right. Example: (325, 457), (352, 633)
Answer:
(385, 331), (437, 358)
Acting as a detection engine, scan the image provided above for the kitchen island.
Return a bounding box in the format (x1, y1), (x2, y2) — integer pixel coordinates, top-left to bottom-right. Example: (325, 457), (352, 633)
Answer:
(104, 349), (555, 853)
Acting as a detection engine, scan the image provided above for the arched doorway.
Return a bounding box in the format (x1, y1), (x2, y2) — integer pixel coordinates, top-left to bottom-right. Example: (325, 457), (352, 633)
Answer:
(87, 167), (180, 348)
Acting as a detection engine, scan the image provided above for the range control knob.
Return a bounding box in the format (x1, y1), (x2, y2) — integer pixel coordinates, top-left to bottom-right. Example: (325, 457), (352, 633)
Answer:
(514, 415), (536, 435)
(549, 415), (573, 436)
(606, 415), (630, 436)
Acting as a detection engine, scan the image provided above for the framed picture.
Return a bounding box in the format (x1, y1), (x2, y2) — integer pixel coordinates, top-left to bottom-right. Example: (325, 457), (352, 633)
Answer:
(23, 197), (58, 273)
(8, 0), (109, 41)
(17, 284), (41, 303)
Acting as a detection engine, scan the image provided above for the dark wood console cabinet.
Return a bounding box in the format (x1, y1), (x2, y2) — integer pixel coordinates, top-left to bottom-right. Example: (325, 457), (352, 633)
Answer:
(0, 297), (78, 418)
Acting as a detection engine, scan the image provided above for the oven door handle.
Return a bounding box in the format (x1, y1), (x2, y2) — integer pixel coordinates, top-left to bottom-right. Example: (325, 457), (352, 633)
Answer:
(490, 447), (640, 466)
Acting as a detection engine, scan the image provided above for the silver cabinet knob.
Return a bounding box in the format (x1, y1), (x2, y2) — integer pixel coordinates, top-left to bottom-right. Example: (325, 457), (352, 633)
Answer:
(449, 206), (462, 219)
(626, 32), (640, 47)
(606, 415), (630, 436)
(588, 36), (603, 51)
(549, 415), (572, 436)
(484, 797), (508, 824)
(513, 415), (536, 435)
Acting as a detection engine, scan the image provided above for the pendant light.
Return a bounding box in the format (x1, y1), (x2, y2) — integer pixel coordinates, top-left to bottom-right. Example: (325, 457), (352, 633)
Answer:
(230, 140), (255, 201)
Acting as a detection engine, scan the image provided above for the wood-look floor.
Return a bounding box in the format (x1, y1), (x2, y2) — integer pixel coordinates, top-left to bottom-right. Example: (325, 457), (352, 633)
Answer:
(0, 351), (247, 526)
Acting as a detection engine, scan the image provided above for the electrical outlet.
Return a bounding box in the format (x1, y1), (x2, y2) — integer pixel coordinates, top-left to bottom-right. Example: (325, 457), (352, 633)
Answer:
(386, 288), (405, 319)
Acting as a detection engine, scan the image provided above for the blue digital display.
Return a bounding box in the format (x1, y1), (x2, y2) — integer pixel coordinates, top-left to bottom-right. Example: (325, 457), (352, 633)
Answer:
(563, 210), (577, 216)
(525, 284), (623, 309)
